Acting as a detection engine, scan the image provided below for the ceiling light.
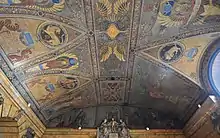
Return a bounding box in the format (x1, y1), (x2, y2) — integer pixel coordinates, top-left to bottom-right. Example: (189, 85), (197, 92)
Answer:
(198, 104), (201, 108)
(146, 127), (150, 131)
(78, 126), (82, 130)
(28, 103), (31, 107)
(209, 95), (217, 103)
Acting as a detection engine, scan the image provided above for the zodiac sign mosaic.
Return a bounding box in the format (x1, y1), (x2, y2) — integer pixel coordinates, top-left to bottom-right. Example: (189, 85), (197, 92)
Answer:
(27, 75), (79, 104)
(37, 22), (68, 48)
(0, 0), (65, 13)
(158, 43), (184, 63)
(96, 0), (130, 62)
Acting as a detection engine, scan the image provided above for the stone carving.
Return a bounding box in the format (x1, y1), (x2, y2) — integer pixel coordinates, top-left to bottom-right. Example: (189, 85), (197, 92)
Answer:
(97, 119), (131, 138)
(0, 93), (3, 105)
(211, 108), (220, 134)
(22, 127), (35, 138)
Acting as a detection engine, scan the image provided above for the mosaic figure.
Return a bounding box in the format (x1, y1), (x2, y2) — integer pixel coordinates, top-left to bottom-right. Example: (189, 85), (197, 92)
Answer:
(37, 22), (67, 48)
(27, 76), (79, 104)
(151, 0), (193, 35)
(57, 76), (78, 89)
(8, 48), (32, 62)
(159, 43), (184, 63)
(38, 53), (78, 70)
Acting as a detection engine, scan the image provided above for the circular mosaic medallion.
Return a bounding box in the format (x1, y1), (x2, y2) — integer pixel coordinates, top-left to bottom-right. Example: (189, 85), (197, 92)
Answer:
(57, 76), (79, 89)
(158, 43), (184, 63)
(37, 22), (68, 48)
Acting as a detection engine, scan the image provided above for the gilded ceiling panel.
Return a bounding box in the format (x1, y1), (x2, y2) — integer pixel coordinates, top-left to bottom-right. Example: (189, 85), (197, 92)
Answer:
(0, 17), (81, 67)
(94, 0), (132, 77)
(143, 33), (220, 83)
(138, 0), (220, 50)
(23, 41), (93, 78)
(0, 0), (217, 130)
(24, 74), (90, 106)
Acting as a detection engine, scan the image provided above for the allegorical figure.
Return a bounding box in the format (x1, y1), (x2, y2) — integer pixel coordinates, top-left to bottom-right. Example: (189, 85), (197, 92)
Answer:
(111, 118), (118, 132)
(39, 54), (79, 70)
(99, 119), (109, 138)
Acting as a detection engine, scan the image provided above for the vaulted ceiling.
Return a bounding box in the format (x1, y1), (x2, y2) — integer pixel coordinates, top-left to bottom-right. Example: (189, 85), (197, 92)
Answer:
(0, 0), (219, 129)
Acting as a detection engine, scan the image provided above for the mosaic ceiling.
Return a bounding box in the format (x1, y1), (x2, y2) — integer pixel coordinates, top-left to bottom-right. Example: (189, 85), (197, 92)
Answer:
(1, 0), (220, 129)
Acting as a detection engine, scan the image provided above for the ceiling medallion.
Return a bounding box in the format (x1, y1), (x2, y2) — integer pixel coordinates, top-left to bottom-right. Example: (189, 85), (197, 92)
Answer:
(106, 24), (120, 40)
(158, 42), (184, 63)
(96, 0), (130, 62)
(97, 118), (131, 138)
(37, 22), (68, 48)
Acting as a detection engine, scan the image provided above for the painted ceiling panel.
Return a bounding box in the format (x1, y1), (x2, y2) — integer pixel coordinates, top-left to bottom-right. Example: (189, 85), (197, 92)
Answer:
(143, 33), (220, 83)
(1, 0), (220, 129)
(130, 56), (206, 120)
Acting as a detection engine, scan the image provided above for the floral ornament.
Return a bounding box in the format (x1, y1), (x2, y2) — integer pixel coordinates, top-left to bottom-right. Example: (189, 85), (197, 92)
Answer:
(96, 0), (130, 62)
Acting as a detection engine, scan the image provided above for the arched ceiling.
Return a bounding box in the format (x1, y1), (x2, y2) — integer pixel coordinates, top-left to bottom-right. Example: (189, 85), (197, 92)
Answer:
(0, 0), (219, 129)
